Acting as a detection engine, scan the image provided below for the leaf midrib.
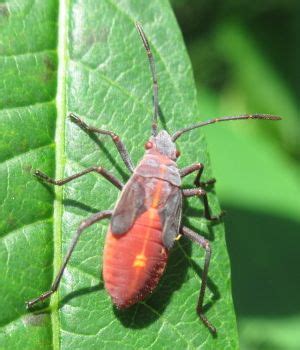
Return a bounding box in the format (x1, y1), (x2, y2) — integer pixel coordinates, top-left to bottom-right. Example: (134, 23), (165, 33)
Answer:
(52, 0), (69, 348)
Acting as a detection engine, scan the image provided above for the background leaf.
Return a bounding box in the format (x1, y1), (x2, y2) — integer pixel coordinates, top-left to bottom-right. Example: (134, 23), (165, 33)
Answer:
(0, 1), (238, 349)
(172, 1), (300, 349)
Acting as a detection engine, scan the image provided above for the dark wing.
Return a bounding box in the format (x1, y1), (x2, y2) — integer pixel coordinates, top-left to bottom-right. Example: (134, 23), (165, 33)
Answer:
(110, 175), (147, 234)
(159, 187), (182, 249)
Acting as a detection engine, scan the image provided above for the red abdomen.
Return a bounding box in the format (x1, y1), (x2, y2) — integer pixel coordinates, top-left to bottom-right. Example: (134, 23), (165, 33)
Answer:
(103, 208), (168, 308)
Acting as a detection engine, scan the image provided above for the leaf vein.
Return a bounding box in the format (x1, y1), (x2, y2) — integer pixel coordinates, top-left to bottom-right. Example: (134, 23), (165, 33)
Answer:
(0, 218), (52, 242)
(0, 49), (56, 59)
(142, 302), (196, 349)
(106, 0), (185, 98)
(0, 99), (56, 112)
(0, 143), (54, 166)
(70, 59), (153, 115)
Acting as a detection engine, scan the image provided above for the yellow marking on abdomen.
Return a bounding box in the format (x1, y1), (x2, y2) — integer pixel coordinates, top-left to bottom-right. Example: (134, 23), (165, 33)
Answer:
(133, 254), (147, 268)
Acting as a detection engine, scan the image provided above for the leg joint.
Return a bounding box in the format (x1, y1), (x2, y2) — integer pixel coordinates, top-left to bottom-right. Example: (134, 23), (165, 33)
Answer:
(204, 240), (211, 254)
(78, 221), (87, 232)
(198, 188), (206, 196)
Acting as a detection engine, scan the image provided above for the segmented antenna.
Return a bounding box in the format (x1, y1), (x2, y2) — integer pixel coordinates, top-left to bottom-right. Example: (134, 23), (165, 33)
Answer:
(135, 22), (159, 136)
(172, 114), (282, 141)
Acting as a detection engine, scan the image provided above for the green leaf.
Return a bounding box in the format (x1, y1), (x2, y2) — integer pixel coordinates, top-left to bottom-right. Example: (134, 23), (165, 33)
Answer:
(0, 1), (238, 349)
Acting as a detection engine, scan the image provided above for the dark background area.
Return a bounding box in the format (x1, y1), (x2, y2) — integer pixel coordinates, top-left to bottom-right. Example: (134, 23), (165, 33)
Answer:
(171, 1), (300, 349)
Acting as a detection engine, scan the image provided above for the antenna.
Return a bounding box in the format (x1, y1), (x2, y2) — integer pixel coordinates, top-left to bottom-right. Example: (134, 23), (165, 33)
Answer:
(135, 22), (159, 136)
(172, 114), (282, 141)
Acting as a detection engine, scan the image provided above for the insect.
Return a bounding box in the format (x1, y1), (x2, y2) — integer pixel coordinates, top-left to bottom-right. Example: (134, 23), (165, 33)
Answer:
(26, 22), (281, 334)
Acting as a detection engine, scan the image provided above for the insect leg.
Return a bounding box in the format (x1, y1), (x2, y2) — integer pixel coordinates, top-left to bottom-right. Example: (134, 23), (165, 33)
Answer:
(26, 210), (112, 308)
(181, 225), (216, 334)
(180, 163), (216, 187)
(70, 113), (134, 172)
(34, 166), (123, 190)
(182, 188), (223, 221)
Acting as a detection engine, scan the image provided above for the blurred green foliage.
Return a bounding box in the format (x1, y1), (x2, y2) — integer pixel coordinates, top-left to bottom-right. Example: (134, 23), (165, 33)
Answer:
(171, 1), (300, 349)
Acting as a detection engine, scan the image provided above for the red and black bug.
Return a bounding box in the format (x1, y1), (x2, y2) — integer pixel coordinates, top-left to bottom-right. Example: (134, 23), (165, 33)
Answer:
(26, 22), (281, 334)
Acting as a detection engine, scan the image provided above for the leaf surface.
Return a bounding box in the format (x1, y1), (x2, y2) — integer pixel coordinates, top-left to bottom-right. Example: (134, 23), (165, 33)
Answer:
(0, 1), (238, 349)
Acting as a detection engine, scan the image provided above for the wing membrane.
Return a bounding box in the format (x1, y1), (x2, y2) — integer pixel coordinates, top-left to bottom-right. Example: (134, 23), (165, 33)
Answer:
(159, 188), (182, 249)
(110, 175), (146, 234)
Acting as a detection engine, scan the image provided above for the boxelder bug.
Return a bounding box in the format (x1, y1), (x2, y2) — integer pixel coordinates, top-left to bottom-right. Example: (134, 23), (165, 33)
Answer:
(26, 22), (281, 334)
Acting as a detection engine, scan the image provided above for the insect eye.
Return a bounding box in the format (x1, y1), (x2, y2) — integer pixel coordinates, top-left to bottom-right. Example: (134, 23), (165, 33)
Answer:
(176, 149), (181, 158)
(144, 141), (153, 150)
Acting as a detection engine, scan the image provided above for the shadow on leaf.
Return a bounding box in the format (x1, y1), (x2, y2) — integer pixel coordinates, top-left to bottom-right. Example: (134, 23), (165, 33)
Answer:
(59, 284), (104, 308)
